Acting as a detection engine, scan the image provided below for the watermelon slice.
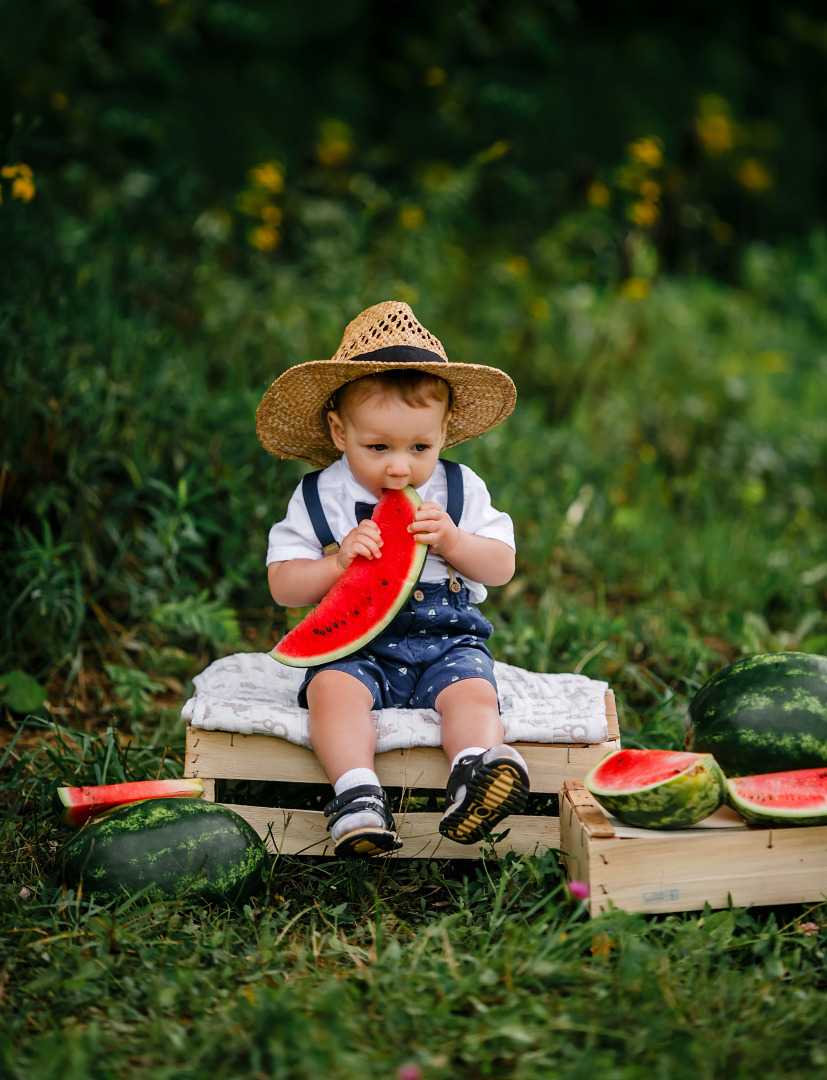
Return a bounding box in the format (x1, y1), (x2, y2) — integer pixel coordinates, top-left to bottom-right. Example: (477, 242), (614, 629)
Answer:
(272, 485), (427, 667)
(584, 748), (725, 829)
(54, 778), (205, 828)
(726, 767), (827, 826)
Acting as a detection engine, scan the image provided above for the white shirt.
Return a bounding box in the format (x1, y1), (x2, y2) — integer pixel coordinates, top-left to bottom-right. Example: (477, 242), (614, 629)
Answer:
(266, 456), (515, 603)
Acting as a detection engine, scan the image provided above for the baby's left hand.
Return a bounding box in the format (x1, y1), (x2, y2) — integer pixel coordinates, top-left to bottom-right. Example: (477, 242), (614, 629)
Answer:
(408, 502), (459, 557)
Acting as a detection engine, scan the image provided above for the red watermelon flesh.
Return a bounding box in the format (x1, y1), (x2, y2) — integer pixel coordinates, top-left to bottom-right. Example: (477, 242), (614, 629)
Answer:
(272, 485), (427, 667)
(726, 767), (827, 826)
(55, 778), (205, 828)
(584, 748), (725, 829)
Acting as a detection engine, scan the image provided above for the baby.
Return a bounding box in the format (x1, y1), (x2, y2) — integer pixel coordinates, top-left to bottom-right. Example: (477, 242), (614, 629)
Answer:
(256, 301), (530, 856)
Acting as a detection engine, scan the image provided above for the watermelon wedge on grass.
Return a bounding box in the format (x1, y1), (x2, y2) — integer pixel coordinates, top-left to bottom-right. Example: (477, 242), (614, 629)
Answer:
(726, 767), (827, 827)
(54, 777), (204, 827)
(272, 485), (427, 667)
(584, 748), (726, 829)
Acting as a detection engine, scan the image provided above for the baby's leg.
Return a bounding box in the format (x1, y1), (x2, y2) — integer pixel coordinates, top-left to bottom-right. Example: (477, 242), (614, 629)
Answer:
(436, 678), (529, 845)
(306, 668), (377, 784)
(306, 669), (401, 857)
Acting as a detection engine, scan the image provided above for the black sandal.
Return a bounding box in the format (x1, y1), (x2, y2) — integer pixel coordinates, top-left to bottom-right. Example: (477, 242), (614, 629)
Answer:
(439, 745), (530, 845)
(323, 785), (403, 858)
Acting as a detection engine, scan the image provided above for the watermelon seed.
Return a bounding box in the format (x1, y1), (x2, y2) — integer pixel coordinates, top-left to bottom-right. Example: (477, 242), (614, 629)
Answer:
(381, 580), (388, 586)
(326, 626), (332, 632)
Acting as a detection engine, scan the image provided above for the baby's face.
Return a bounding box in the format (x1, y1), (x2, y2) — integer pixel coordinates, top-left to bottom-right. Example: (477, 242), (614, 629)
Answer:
(327, 392), (451, 497)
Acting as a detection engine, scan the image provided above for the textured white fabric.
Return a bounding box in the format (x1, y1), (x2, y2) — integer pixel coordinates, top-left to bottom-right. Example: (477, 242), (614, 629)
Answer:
(265, 457), (514, 603)
(182, 652), (610, 750)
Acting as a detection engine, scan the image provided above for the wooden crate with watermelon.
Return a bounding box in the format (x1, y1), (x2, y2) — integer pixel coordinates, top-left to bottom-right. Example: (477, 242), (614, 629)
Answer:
(561, 652), (827, 915)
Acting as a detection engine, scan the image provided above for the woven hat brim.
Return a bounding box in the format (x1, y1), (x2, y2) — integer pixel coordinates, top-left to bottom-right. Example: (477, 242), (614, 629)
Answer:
(256, 358), (516, 467)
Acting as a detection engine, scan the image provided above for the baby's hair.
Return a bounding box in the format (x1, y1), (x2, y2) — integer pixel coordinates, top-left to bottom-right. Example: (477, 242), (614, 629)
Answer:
(324, 370), (453, 425)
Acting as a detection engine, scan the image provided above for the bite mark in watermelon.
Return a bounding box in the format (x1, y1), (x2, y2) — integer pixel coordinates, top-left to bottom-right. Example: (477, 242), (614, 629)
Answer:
(54, 777), (205, 827)
(685, 651), (827, 776)
(726, 767), (827, 827)
(272, 485), (427, 667)
(584, 748), (725, 829)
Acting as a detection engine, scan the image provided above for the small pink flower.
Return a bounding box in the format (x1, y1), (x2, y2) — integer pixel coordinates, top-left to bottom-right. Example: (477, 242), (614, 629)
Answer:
(19, 886), (32, 900)
(398, 1066), (422, 1080)
(798, 921), (820, 936)
(567, 880), (590, 901)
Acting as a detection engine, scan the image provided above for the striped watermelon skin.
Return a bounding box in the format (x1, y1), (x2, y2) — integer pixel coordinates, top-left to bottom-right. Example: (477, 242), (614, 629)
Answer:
(584, 748), (725, 829)
(61, 798), (266, 905)
(686, 652), (827, 777)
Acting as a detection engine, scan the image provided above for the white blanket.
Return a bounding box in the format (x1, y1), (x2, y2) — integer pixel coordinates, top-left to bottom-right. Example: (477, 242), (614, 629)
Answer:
(182, 652), (609, 752)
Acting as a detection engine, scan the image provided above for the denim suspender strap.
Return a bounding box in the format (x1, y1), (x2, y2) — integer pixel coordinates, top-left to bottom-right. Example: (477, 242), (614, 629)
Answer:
(440, 459), (464, 593)
(301, 471), (340, 557)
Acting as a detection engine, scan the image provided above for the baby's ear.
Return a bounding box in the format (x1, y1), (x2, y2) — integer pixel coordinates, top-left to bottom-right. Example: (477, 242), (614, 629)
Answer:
(440, 411), (453, 446)
(326, 410), (347, 451)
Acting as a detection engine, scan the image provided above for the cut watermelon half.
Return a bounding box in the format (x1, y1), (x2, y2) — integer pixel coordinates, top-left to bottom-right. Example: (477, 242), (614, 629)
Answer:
(584, 748), (725, 829)
(726, 767), (827, 826)
(272, 485), (427, 667)
(54, 778), (205, 828)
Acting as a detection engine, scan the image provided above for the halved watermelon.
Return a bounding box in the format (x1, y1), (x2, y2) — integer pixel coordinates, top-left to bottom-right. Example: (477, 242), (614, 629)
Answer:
(54, 777), (205, 827)
(272, 485), (427, 667)
(726, 767), (827, 827)
(584, 748), (725, 829)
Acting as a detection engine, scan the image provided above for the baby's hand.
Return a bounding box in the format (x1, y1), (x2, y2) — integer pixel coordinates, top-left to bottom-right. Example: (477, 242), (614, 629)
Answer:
(336, 520), (383, 571)
(408, 502), (459, 557)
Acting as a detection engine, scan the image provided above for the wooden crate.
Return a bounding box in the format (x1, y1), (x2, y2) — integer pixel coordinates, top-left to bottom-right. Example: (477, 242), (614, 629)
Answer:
(183, 690), (618, 858)
(560, 780), (827, 916)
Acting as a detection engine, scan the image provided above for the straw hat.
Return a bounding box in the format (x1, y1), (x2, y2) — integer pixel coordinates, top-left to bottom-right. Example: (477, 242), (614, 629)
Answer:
(256, 301), (516, 467)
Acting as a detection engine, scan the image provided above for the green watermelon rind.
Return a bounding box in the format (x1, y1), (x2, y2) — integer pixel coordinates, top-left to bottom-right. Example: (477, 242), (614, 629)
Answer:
(584, 750), (726, 829)
(725, 770), (827, 828)
(685, 651), (827, 777)
(60, 798), (267, 905)
(272, 485), (428, 667)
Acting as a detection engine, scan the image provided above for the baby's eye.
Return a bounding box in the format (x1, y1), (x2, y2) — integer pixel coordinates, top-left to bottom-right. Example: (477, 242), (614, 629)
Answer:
(412, 444), (430, 453)
(368, 443), (387, 452)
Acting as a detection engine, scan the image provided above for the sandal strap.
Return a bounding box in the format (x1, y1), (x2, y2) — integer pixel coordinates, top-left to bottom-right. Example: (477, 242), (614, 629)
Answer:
(323, 785), (395, 833)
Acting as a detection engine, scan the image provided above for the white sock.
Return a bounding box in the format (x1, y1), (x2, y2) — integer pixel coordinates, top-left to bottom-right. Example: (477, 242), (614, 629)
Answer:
(331, 768), (384, 842)
(334, 768), (380, 795)
(450, 747), (488, 772)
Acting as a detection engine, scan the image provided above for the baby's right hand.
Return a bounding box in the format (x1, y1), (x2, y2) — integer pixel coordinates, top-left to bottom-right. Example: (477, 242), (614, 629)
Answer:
(336, 520), (383, 571)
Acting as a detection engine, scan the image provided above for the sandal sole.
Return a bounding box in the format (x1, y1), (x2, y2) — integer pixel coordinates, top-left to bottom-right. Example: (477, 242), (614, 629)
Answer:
(333, 827), (402, 858)
(439, 759), (529, 845)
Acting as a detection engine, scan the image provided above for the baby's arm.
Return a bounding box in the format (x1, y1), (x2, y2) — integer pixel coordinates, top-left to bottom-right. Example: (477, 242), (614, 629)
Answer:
(268, 520), (384, 607)
(408, 503), (515, 587)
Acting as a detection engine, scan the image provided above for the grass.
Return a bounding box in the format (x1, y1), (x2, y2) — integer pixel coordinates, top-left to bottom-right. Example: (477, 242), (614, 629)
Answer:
(3, 177), (827, 1075)
(3, 717), (827, 1079)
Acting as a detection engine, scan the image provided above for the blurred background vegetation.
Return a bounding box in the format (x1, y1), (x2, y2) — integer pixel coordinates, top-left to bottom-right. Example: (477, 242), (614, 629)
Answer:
(2, 0), (826, 742)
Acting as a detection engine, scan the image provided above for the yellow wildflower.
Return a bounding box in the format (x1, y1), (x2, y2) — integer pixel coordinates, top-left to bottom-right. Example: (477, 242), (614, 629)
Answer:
(12, 176), (36, 202)
(587, 181), (611, 207)
(628, 137), (663, 169)
(735, 158), (772, 192)
(250, 224), (280, 252)
(629, 200), (659, 228)
(620, 278), (650, 301)
(505, 254), (529, 277)
(399, 205), (425, 229)
(249, 161), (284, 193)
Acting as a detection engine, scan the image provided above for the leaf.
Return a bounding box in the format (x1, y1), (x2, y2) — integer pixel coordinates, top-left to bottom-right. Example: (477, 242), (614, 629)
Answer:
(0, 670), (49, 714)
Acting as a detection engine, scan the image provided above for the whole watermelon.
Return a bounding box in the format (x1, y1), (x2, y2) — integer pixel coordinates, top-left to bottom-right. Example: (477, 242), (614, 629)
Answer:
(685, 651), (827, 777)
(60, 797), (267, 905)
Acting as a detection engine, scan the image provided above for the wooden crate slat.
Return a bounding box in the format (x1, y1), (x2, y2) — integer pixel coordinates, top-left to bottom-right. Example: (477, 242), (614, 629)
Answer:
(185, 728), (617, 791)
(560, 783), (827, 915)
(222, 804), (560, 859)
